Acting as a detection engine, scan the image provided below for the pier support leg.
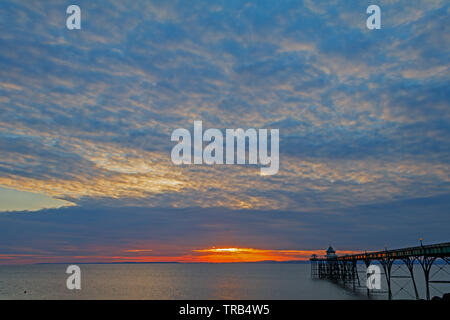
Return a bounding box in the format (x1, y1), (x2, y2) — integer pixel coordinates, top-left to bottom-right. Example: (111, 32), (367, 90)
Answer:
(364, 259), (371, 298)
(418, 256), (436, 300)
(380, 257), (394, 300)
(354, 260), (361, 288)
(352, 260), (357, 291)
(402, 257), (419, 300)
(340, 261), (346, 286)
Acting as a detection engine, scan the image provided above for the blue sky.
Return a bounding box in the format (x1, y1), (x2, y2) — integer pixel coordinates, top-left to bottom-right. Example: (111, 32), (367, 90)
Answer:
(0, 0), (449, 263)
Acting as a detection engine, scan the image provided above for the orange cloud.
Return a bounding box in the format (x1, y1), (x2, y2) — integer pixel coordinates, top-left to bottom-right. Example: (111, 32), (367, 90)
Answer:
(192, 247), (361, 263)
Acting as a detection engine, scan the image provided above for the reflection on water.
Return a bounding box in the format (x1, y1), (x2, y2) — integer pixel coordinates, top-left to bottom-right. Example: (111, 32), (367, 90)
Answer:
(0, 263), (369, 300)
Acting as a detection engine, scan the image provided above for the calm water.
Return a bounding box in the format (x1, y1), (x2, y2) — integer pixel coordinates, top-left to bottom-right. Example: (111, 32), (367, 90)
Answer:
(0, 263), (366, 300)
(0, 263), (447, 300)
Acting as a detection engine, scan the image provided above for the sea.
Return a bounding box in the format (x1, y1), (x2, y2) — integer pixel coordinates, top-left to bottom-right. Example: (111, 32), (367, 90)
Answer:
(0, 263), (445, 300)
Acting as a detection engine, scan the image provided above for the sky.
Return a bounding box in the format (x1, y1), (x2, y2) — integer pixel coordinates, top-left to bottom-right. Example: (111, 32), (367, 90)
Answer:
(0, 0), (449, 264)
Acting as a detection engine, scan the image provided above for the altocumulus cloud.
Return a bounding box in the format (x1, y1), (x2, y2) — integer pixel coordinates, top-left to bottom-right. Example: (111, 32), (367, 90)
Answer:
(0, 0), (448, 261)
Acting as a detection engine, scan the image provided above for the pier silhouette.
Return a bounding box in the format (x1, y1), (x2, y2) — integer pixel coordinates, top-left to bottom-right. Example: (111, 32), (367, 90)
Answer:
(310, 242), (450, 300)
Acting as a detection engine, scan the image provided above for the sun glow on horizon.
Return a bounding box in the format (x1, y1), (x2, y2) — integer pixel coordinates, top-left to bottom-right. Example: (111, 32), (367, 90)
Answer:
(190, 247), (360, 263)
(0, 246), (362, 264)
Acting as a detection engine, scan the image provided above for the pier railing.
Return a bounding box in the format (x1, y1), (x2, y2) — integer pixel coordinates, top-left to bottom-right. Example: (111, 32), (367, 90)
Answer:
(338, 242), (450, 261)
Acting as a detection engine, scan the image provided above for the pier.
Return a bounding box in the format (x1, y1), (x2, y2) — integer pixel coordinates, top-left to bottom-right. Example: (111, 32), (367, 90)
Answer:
(310, 242), (450, 300)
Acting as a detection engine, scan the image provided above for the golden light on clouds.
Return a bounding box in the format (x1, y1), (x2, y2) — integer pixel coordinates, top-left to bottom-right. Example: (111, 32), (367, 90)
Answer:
(1, 114), (449, 212)
(1, 149), (449, 212)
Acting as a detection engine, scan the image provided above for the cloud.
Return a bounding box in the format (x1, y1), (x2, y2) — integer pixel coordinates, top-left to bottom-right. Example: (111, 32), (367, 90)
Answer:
(0, 1), (448, 262)
(0, 1), (448, 210)
(0, 195), (448, 264)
